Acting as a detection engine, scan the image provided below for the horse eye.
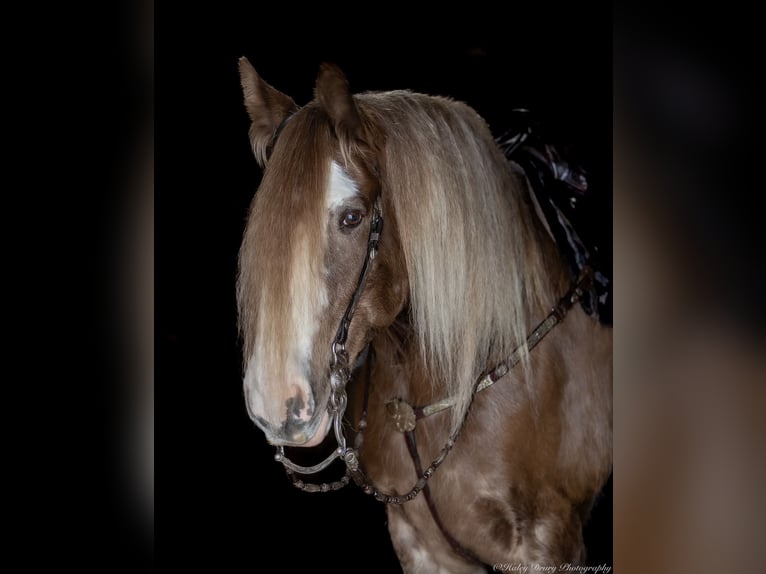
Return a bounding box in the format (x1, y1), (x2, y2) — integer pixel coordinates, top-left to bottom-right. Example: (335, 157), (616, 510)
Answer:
(340, 210), (364, 229)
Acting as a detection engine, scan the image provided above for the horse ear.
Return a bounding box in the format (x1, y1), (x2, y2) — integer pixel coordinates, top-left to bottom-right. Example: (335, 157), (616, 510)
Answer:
(238, 56), (298, 166)
(315, 63), (363, 142)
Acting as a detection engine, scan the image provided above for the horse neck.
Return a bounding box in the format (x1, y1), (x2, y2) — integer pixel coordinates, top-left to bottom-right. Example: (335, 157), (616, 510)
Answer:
(370, 231), (570, 408)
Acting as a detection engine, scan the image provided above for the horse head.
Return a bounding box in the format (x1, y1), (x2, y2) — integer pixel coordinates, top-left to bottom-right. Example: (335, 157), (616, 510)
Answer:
(237, 59), (407, 447)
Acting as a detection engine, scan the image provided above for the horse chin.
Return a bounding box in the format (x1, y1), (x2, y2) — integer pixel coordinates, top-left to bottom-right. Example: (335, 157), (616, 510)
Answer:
(299, 408), (331, 447)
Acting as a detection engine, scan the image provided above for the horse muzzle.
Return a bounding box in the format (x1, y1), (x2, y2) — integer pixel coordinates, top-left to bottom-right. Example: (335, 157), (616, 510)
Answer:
(244, 384), (331, 447)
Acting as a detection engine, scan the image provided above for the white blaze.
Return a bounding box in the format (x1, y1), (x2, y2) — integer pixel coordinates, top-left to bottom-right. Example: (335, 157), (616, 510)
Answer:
(327, 161), (360, 208)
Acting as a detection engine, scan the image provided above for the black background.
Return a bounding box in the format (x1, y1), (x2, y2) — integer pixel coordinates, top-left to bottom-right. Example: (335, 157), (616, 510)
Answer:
(158, 6), (612, 570)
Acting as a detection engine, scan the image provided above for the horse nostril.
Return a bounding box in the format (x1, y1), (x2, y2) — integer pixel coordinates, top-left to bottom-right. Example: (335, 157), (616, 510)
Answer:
(285, 385), (314, 423)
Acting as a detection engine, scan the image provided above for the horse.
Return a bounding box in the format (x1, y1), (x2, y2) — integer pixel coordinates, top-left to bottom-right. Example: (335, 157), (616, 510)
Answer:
(236, 58), (612, 573)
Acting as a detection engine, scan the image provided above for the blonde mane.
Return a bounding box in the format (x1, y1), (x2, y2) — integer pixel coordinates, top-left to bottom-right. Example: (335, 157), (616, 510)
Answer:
(356, 91), (565, 431)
